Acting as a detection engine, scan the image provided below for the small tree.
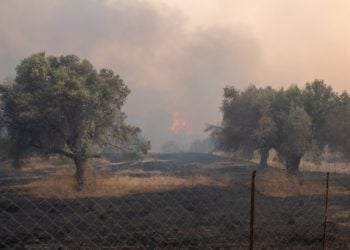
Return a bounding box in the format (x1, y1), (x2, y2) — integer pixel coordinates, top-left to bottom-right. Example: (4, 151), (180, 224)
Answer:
(209, 85), (277, 168)
(0, 52), (142, 188)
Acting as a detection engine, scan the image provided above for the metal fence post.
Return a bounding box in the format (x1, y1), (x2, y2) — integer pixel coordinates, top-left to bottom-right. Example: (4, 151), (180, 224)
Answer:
(249, 170), (257, 250)
(323, 172), (330, 250)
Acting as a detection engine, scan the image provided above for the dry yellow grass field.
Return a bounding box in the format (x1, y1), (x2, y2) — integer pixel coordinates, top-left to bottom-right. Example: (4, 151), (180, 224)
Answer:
(2, 154), (242, 199)
(8, 154), (349, 199)
(15, 167), (226, 199)
(256, 169), (350, 198)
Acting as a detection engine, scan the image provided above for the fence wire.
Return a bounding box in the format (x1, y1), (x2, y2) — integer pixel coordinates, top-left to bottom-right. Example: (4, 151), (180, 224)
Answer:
(0, 155), (349, 249)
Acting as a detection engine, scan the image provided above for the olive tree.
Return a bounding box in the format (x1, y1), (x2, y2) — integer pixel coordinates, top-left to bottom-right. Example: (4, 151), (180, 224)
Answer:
(326, 91), (350, 159)
(277, 107), (312, 172)
(270, 85), (312, 172)
(209, 85), (277, 169)
(0, 52), (144, 188)
(212, 80), (346, 173)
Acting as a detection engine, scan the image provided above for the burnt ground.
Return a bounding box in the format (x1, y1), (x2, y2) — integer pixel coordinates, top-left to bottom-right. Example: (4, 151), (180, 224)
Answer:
(0, 153), (349, 249)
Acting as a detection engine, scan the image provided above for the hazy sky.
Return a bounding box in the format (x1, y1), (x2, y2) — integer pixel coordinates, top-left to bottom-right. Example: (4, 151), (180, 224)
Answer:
(1, 0), (350, 150)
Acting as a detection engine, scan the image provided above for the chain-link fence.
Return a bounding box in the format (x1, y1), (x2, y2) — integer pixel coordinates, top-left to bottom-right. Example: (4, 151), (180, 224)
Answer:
(1, 153), (349, 249)
(254, 171), (350, 250)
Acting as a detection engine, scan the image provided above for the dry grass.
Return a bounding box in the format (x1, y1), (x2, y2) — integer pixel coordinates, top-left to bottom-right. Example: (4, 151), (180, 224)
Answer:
(255, 159), (350, 175)
(19, 168), (348, 199)
(299, 161), (350, 174)
(251, 149), (350, 174)
(15, 168), (217, 199)
(256, 170), (350, 198)
(7, 154), (349, 200)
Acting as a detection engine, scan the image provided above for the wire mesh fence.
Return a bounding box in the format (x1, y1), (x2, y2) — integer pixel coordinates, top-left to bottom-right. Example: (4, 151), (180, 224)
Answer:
(0, 153), (349, 249)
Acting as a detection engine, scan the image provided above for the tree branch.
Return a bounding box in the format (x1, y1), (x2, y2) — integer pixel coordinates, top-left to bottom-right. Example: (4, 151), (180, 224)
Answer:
(99, 140), (134, 153)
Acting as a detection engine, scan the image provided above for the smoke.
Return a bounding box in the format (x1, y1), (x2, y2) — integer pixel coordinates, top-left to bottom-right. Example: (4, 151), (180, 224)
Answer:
(0, 0), (261, 150)
(1, 0), (349, 150)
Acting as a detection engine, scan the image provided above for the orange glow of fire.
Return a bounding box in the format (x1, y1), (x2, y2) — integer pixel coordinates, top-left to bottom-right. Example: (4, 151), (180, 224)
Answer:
(170, 111), (188, 133)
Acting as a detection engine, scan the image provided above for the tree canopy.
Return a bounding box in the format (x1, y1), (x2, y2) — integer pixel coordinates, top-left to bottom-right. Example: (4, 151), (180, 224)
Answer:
(210, 80), (350, 172)
(0, 52), (148, 188)
(208, 85), (277, 168)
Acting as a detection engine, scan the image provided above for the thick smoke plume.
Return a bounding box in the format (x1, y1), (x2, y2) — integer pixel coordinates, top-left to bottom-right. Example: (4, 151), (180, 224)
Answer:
(1, 0), (349, 150)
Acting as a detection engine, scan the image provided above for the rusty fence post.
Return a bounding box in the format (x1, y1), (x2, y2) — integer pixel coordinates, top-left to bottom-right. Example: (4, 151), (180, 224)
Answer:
(249, 170), (257, 250)
(322, 172), (330, 250)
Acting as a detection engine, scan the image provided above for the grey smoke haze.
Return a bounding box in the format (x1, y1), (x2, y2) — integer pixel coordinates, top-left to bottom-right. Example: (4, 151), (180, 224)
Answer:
(1, 0), (349, 151)
(0, 0), (260, 150)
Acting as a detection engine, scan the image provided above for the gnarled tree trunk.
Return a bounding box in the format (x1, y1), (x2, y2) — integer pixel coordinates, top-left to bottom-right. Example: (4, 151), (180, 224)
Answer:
(259, 148), (269, 169)
(73, 156), (87, 190)
(286, 154), (302, 174)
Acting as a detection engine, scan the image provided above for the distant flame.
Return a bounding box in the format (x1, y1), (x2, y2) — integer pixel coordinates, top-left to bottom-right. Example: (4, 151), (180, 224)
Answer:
(170, 111), (188, 133)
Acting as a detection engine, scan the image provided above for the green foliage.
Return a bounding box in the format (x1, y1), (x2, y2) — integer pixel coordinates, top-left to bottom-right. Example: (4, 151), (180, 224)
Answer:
(102, 134), (151, 162)
(326, 91), (350, 160)
(303, 80), (337, 147)
(211, 80), (350, 172)
(209, 85), (277, 166)
(278, 107), (312, 172)
(0, 52), (145, 185)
